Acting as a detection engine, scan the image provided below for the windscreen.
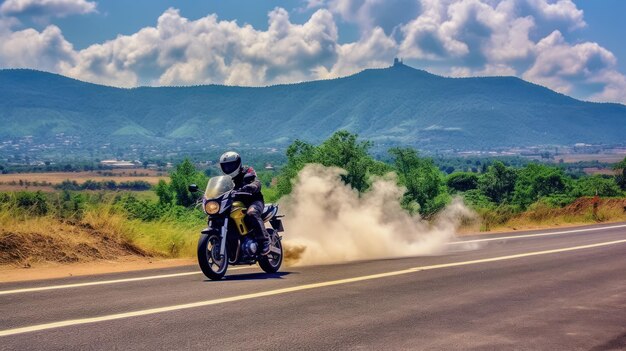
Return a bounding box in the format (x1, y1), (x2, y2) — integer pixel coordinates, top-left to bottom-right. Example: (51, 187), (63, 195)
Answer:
(204, 176), (234, 199)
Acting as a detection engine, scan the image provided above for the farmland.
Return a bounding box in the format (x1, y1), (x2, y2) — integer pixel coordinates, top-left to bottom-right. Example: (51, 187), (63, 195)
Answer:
(0, 169), (167, 192)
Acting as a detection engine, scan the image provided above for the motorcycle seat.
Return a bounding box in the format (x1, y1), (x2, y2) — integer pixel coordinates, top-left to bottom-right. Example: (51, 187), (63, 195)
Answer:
(262, 204), (278, 222)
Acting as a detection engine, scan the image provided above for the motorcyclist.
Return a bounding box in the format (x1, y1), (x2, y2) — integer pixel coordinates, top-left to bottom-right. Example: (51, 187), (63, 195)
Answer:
(218, 151), (270, 255)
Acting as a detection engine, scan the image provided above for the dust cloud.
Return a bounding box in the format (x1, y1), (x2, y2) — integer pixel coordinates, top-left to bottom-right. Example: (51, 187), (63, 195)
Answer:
(281, 164), (476, 266)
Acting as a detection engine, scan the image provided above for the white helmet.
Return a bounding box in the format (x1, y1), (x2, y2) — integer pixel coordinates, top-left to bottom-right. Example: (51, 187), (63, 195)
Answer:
(219, 151), (242, 177)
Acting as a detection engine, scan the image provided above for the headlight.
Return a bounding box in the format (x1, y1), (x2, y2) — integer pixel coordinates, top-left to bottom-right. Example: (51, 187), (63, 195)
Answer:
(204, 201), (220, 215)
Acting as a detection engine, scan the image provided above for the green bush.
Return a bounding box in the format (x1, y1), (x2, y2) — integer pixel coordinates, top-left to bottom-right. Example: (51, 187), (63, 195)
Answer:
(614, 157), (626, 190)
(275, 131), (390, 197)
(14, 191), (49, 216)
(478, 161), (517, 204)
(390, 147), (448, 216)
(446, 172), (479, 192)
(572, 175), (623, 197)
(156, 159), (207, 207)
(512, 164), (569, 209)
(462, 189), (496, 209)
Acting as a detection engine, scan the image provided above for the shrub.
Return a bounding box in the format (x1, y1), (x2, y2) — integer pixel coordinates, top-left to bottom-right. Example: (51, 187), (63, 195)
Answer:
(573, 175), (622, 197)
(478, 161), (517, 203)
(14, 191), (49, 216)
(446, 172), (479, 192)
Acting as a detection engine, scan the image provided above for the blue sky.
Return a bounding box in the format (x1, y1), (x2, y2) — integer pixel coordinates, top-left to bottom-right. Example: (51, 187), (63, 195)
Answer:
(1, 0), (625, 104)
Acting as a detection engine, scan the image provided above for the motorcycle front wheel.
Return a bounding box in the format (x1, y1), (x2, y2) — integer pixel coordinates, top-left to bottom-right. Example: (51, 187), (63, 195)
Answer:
(197, 233), (228, 280)
(258, 229), (282, 274)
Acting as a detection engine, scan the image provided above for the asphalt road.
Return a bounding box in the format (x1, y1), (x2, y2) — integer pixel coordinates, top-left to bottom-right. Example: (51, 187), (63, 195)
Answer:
(1, 223), (625, 350)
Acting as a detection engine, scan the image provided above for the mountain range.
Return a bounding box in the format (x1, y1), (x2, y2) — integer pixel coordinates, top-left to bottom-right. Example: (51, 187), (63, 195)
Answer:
(1, 63), (625, 152)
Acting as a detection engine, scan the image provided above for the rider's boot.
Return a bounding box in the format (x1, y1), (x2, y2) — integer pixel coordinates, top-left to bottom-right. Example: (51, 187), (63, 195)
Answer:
(259, 235), (271, 256)
(249, 210), (271, 256)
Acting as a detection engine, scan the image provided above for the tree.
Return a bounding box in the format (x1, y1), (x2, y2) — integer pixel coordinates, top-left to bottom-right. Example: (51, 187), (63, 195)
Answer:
(275, 139), (315, 197)
(614, 156), (626, 190)
(573, 175), (622, 197)
(389, 147), (448, 215)
(169, 159), (207, 207)
(512, 164), (568, 209)
(155, 180), (173, 205)
(478, 161), (517, 204)
(314, 131), (376, 192)
(275, 131), (389, 197)
(446, 172), (479, 192)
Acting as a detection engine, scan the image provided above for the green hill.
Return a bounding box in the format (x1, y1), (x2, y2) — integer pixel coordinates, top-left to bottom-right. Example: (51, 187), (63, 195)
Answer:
(1, 64), (625, 151)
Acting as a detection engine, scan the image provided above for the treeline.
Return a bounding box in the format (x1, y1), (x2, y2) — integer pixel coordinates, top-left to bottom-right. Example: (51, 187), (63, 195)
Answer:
(145, 131), (626, 219)
(273, 131), (626, 217)
(55, 180), (152, 191)
(0, 162), (112, 174)
(449, 162), (624, 211)
(430, 156), (615, 176)
(0, 180), (53, 187)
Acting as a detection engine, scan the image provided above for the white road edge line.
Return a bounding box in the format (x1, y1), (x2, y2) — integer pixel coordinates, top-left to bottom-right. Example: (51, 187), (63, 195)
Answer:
(0, 267), (254, 296)
(1, 238), (625, 337)
(448, 223), (626, 245)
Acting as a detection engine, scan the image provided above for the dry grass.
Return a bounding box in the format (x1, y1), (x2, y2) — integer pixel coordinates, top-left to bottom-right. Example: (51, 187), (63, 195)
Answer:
(559, 153), (626, 163)
(0, 204), (199, 267)
(479, 197), (626, 232)
(0, 213), (145, 267)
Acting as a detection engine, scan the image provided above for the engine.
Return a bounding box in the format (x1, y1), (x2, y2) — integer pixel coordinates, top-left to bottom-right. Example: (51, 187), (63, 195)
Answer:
(241, 237), (258, 257)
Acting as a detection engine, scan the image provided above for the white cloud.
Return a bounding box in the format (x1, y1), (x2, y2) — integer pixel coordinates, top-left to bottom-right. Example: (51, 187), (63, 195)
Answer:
(324, 0), (420, 34)
(0, 0), (97, 18)
(63, 7), (340, 87)
(325, 26), (397, 77)
(523, 30), (618, 94)
(589, 70), (626, 103)
(0, 24), (76, 72)
(522, 0), (584, 29)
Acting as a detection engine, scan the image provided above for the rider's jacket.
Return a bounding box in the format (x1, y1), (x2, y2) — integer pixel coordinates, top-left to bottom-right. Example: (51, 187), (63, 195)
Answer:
(232, 166), (264, 205)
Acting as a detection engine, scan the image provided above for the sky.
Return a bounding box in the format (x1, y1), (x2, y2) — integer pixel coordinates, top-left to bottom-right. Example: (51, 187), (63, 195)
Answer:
(1, 0), (625, 104)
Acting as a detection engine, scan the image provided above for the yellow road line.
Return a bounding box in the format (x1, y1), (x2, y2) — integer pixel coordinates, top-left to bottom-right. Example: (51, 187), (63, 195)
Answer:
(1, 238), (625, 337)
(0, 267), (254, 296)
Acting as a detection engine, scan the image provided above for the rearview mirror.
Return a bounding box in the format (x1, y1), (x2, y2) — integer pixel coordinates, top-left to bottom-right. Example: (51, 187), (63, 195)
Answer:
(188, 184), (199, 193)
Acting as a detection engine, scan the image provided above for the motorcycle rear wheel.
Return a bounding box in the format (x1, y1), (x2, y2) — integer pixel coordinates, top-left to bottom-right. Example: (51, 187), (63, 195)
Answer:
(198, 233), (228, 280)
(258, 229), (282, 274)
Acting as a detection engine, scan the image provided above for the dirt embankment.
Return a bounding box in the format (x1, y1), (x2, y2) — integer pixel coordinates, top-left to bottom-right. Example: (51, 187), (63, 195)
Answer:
(483, 197), (626, 232)
(526, 197), (626, 221)
(0, 222), (149, 268)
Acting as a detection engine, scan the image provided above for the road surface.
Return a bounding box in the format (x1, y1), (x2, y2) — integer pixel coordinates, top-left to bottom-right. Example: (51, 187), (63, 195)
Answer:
(1, 223), (625, 350)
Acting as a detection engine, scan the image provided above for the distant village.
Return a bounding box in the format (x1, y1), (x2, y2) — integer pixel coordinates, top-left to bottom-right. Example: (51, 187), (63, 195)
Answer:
(1, 132), (624, 171)
(0, 133), (280, 171)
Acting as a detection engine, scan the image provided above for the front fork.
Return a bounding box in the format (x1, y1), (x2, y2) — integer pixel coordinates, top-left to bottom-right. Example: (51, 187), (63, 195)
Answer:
(205, 218), (229, 260)
(219, 218), (228, 260)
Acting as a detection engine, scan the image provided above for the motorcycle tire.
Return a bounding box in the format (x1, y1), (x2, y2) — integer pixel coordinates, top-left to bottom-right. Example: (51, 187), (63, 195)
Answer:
(197, 233), (228, 280)
(258, 229), (282, 274)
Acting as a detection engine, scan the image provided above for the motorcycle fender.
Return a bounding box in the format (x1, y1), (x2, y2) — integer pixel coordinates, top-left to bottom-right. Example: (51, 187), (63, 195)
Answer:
(270, 218), (284, 232)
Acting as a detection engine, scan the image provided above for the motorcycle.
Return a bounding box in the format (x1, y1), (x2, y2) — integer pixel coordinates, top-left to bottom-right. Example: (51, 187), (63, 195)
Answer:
(188, 176), (284, 280)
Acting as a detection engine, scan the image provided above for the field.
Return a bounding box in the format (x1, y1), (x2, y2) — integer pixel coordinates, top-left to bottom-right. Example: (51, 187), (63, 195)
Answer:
(558, 153), (626, 163)
(0, 169), (167, 192)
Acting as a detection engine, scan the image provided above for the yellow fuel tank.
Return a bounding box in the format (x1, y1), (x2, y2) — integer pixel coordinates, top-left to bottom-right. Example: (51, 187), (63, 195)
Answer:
(230, 201), (249, 235)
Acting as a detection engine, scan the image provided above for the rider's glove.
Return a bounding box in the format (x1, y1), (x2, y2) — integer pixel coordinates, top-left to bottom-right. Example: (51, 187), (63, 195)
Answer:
(240, 184), (256, 194)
